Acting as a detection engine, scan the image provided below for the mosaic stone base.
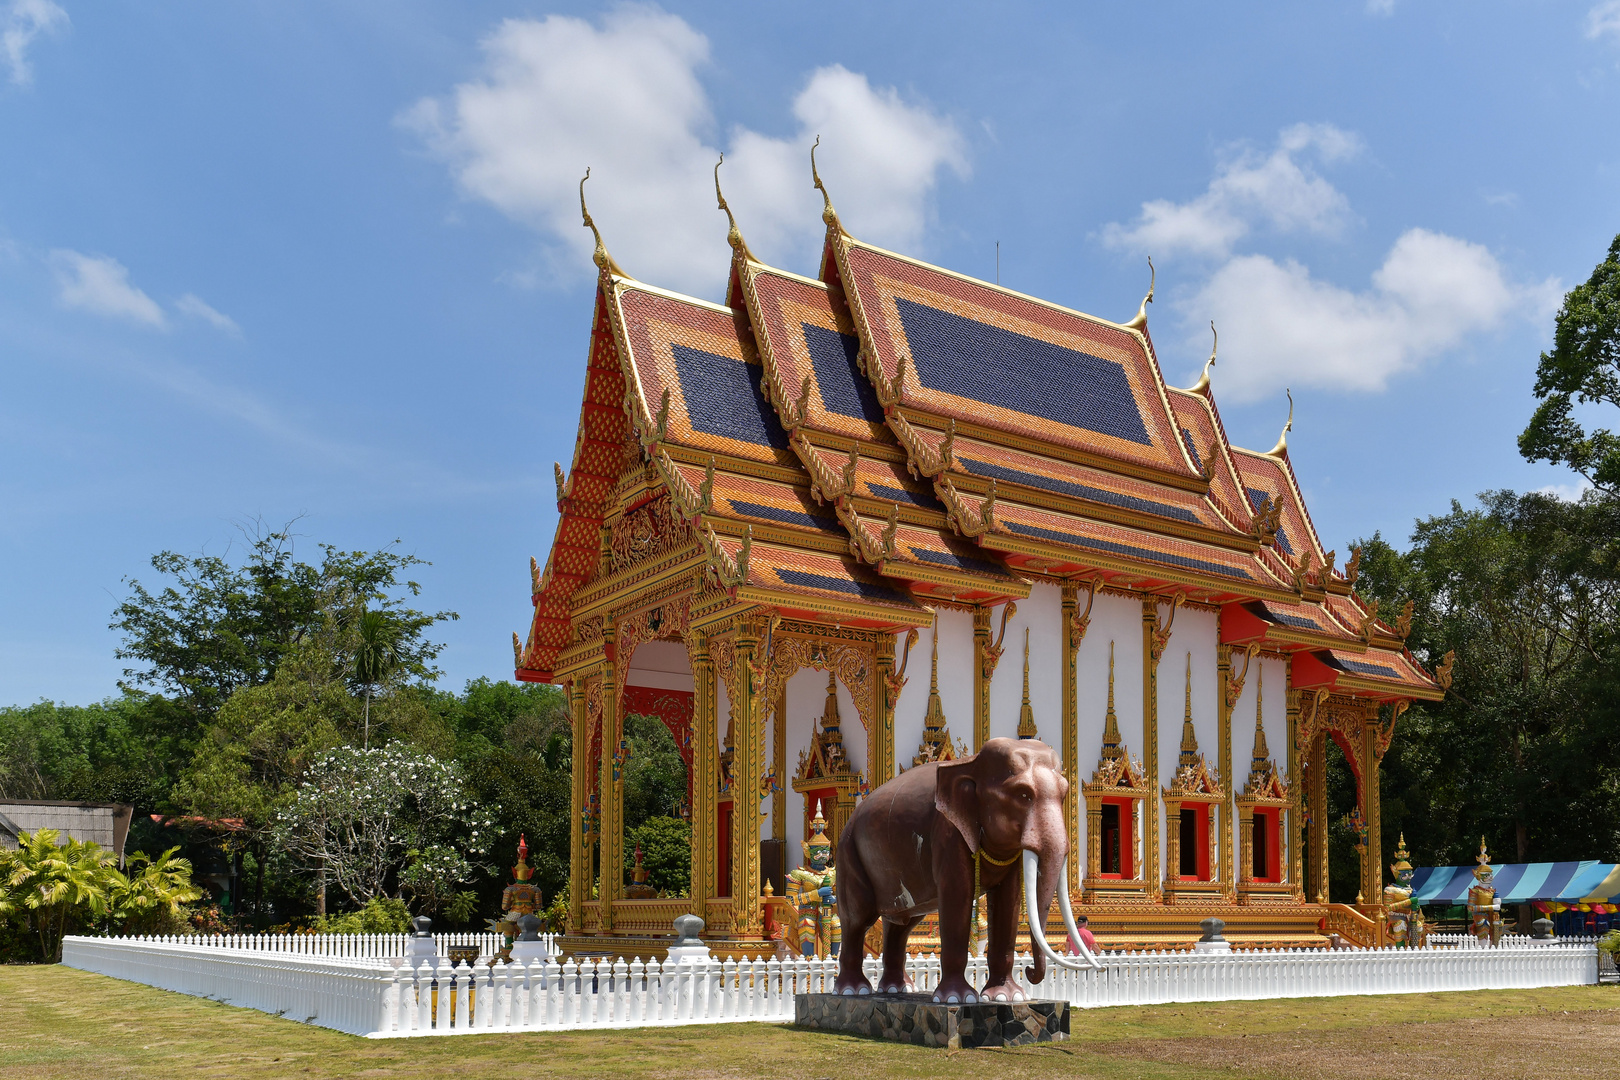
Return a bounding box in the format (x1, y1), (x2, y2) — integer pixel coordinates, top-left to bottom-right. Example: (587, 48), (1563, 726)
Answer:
(794, 993), (1068, 1049)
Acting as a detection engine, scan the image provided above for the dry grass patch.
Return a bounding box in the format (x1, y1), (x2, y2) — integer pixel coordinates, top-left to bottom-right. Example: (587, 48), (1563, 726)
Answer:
(1, 966), (1615, 1080)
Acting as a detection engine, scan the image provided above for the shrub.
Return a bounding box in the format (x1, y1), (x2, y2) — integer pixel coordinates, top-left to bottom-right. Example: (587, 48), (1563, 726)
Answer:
(314, 897), (410, 934)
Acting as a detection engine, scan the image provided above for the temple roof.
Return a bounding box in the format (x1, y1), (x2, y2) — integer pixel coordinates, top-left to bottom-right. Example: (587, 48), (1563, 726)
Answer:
(517, 192), (1443, 704)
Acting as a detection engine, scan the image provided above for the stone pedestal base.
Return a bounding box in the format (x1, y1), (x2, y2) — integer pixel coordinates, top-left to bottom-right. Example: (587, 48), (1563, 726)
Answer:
(794, 993), (1068, 1049)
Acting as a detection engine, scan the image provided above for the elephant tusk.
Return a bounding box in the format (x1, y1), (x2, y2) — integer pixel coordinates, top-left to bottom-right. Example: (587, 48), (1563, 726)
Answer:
(1022, 850), (1094, 972)
(1057, 859), (1104, 970)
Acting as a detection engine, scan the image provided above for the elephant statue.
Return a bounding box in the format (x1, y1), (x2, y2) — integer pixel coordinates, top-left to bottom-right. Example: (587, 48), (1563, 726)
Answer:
(834, 737), (1101, 1003)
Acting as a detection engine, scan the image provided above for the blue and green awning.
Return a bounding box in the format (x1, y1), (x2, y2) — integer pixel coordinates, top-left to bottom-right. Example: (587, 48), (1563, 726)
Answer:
(1408, 861), (1618, 904)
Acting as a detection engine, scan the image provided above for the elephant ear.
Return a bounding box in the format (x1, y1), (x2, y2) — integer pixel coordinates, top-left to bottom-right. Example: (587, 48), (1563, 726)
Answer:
(934, 758), (980, 854)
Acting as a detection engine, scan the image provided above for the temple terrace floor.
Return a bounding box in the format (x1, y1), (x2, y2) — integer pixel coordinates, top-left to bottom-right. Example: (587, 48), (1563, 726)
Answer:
(3, 965), (1616, 1080)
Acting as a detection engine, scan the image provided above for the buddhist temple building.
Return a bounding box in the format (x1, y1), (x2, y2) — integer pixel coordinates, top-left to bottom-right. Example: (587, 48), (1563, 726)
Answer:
(515, 159), (1453, 958)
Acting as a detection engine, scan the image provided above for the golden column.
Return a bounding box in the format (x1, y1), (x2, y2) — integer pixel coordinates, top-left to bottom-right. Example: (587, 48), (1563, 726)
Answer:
(1286, 678), (1303, 900)
(1140, 598), (1160, 899)
(566, 678), (588, 934)
(596, 626), (622, 932)
(1216, 643), (1233, 897)
(772, 690), (787, 841)
(874, 632), (897, 785)
(1061, 584), (1081, 893)
(972, 606), (993, 751)
(1360, 714), (1383, 914)
(688, 633), (717, 923)
(729, 618), (767, 937)
(1308, 731), (1328, 903)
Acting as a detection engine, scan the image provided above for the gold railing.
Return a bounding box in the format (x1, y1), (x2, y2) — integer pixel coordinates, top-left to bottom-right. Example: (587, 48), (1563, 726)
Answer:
(1324, 903), (1381, 947)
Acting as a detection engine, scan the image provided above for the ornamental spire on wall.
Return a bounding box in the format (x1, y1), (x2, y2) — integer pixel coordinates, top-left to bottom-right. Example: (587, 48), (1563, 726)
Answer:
(913, 611), (962, 766)
(1017, 627), (1038, 739)
(1179, 653), (1200, 767)
(1101, 640), (1122, 756)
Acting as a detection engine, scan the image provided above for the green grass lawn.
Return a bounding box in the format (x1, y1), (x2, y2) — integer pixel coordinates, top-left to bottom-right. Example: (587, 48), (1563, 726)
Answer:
(2, 965), (1616, 1080)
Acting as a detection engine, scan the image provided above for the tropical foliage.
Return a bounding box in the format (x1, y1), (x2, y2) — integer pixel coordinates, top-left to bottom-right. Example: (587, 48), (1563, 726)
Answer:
(0, 829), (201, 961)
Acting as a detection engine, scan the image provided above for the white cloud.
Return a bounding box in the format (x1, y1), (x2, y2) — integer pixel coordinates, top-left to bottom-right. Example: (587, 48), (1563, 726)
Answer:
(1366, 0), (1397, 14)
(1102, 124), (1361, 259)
(1185, 228), (1554, 401)
(1588, 1), (1620, 41)
(403, 7), (966, 295)
(50, 250), (166, 328)
(176, 293), (241, 335)
(3, 0), (68, 87)
(1536, 479), (1593, 502)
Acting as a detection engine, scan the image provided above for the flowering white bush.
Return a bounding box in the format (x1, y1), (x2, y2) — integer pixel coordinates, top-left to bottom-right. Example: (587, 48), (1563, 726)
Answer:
(276, 744), (496, 909)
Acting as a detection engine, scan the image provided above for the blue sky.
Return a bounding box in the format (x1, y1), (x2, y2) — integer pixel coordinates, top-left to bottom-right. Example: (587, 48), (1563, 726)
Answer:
(3, 1), (1618, 706)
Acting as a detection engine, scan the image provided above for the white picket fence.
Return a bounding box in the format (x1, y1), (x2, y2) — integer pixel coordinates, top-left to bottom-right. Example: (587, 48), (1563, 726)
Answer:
(112, 932), (552, 961)
(60, 934), (1599, 1039)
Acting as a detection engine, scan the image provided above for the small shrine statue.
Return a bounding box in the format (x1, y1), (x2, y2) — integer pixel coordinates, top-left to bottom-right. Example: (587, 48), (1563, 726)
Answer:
(625, 845), (656, 899)
(493, 835), (544, 963)
(1383, 834), (1425, 947)
(1467, 837), (1504, 946)
(784, 801), (839, 958)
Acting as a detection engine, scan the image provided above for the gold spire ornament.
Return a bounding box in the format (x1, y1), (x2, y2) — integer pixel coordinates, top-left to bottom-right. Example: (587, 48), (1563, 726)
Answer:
(713, 153), (756, 262)
(578, 168), (629, 279)
(1250, 674), (1268, 766)
(1264, 388), (1294, 458)
(810, 135), (844, 234)
(913, 611), (961, 765)
(1179, 654), (1200, 767)
(1124, 256), (1154, 332)
(1189, 321), (1217, 396)
(1017, 627), (1038, 739)
(1100, 640), (1122, 754)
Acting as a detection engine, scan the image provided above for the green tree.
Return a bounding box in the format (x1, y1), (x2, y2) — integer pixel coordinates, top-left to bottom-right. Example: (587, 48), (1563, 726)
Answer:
(275, 744), (494, 909)
(1520, 233), (1620, 493)
(112, 524), (456, 726)
(0, 829), (116, 961)
(626, 816), (691, 897)
(105, 848), (205, 935)
(1348, 490), (1620, 874)
(352, 609), (406, 750)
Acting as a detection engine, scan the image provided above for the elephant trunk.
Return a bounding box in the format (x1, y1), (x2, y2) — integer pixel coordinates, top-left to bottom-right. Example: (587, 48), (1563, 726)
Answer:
(1022, 849), (1096, 978)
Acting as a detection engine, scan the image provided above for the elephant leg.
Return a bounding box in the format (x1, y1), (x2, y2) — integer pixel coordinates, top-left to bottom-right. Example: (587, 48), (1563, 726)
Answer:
(979, 869), (1025, 1002)
(832, 851), (875, 995)
(932, 873), (976, 1004)
(876, 916), (920, 993)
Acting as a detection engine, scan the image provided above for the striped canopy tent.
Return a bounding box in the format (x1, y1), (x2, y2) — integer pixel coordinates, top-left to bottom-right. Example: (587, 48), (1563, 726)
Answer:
(1573, 865), (1620, 904)
(1409, 861), (1617, 904)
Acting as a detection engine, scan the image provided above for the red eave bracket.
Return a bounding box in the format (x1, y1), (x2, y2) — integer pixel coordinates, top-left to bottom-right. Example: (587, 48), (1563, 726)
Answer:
(1288, 650), (1340, 692)
(1220, 602), (1270, 646)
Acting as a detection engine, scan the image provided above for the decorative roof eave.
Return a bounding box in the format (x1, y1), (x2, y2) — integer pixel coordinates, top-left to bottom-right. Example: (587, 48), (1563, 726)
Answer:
(936, 466), (1262, 555)
(1219, 601), (1369, 654)
(1230, 442), (1335, 576)
(731, 584), (932, 631)
(1289, 649), (1444, 703)
(888, 404), (1210, 495)
(1164, 386), (1258, 535)
(516, 287), (630, 684)
(977, 529), (1301, 605)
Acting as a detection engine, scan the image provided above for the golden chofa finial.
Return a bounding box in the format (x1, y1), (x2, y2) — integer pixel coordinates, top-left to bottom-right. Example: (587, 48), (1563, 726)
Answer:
(1124, 256), (1155, 332)
(578, 168), (629, 279)
(810, 135), (843, 233)
(1189, 321), (1217, 396)
(713, 153), (756, 262)
(1264, 388), (1294, 458)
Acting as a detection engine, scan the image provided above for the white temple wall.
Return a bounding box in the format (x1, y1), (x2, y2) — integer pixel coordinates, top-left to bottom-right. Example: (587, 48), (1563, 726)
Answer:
(1074, 592), (1145, 872)
(987, 584), (1062, 750)
(933, 607), (976, 751)
(891, 627), (928, 780)
(780, 665), (863, 867)
(1154, 606), (1219, 882)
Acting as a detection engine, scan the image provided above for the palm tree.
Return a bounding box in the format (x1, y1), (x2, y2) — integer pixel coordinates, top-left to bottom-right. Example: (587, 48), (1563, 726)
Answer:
(107, 847), (204, 934)
(353, 608), (404, 749)
(2, 829), (116, 961)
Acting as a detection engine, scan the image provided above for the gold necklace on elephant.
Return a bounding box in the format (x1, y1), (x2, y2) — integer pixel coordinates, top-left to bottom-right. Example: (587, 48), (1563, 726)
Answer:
(971, 842), (1021, 940)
